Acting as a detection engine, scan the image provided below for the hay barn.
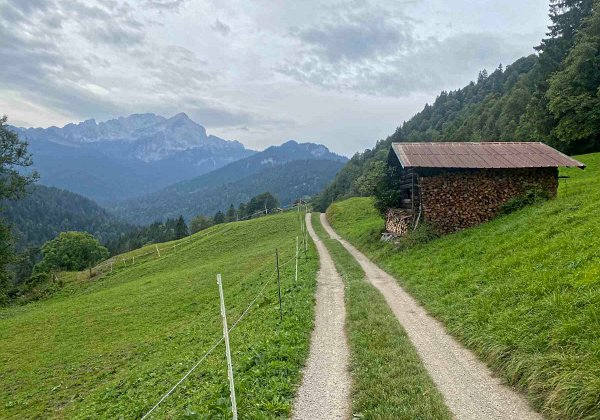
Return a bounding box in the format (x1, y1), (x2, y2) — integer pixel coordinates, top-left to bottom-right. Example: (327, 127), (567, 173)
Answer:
(385, 142), (585, 236)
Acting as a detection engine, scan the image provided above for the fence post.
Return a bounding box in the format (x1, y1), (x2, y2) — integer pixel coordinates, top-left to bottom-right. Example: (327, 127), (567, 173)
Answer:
(217, 274), (238, 420)
(295, 236), (299, 282)
(110, 262), (113, 273)
(156, 245), (161, 257)
(132, 256), (135, 264)
(276, 249), (283, 321)
(304, 224), (308, 256)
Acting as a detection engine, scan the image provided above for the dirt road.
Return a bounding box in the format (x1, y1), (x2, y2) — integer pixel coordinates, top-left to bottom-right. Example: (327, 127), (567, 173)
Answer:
(292, 214), (351, 419)
(319, 213), (540, 420)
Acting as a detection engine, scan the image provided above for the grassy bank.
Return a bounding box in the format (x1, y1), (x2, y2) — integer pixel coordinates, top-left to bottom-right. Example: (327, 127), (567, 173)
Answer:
(326, 153), (600, 419)
(0, 212), (317, 418)
(310, 213), (451, 419)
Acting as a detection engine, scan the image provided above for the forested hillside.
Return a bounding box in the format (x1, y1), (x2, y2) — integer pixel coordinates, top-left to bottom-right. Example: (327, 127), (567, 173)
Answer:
(3, 185), (131, 251)
(113, 159), (345, 224)
(315, 0), (599, 210)
(112, 141), (346, 224)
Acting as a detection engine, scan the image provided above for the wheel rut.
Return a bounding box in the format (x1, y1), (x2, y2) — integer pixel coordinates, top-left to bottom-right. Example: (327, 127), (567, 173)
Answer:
(292, 213), (351, 420)
(319, 213), (541, 420)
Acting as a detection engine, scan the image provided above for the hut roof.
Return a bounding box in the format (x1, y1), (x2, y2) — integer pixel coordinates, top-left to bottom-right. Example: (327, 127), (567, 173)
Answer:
(391, 142), (585, 169)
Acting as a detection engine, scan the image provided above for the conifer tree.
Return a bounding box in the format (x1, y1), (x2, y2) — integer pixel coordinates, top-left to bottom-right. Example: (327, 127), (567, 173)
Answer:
(174, 216), (189, 239)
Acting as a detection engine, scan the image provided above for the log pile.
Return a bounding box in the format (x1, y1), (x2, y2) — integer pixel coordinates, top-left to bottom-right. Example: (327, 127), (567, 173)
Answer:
(420, 168), (558, 234)
(385, 209), (413, 236)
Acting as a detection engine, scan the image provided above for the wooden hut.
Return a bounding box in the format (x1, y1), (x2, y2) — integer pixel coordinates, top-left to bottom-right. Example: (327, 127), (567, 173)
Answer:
(386, 142), (585, 235)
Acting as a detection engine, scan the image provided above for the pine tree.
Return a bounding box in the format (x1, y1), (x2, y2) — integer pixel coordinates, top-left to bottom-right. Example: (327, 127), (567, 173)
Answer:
(548, 0), (600, 152)
(213, 211), (226, 224)
(226, 204), (236, 222)
(238, 202), (247, 219)
(477, 69), (489, 83)
(174, 216), (189, 239)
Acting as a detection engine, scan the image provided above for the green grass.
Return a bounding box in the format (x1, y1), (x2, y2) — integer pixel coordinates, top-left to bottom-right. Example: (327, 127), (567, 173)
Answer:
(310, 213), (451, 419)
(0, 212), (317, 419)
(326, 153), (600, 420)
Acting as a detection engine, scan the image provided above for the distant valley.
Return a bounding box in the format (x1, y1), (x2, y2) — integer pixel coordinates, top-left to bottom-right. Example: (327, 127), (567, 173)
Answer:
(110, 140), (347, 224)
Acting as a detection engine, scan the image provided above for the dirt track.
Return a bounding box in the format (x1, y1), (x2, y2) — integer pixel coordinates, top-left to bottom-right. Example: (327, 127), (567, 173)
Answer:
(292, 213), (350, 419)
(319, 213), (541, 420)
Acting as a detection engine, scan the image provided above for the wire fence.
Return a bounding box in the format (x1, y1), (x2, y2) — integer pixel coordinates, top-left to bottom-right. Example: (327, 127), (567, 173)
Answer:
(92, 202), (307, 277)
(91, 202), (312, 419)
(139, 206), (308, 419)
(140, 264), (284, 419)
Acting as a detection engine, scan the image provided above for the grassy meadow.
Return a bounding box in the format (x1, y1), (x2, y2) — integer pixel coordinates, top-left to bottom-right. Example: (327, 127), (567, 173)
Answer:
(326, 153), (600, 419)
(0, 211), (317, 419)
(311, 214), (451, 419)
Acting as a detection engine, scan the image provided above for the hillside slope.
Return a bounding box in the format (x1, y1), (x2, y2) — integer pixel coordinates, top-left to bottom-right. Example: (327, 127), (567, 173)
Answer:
(2, 185), (131, 251)
(111, 141), (347, 224)
(326, 153), (600, 419)
(0, 211), (317, 418)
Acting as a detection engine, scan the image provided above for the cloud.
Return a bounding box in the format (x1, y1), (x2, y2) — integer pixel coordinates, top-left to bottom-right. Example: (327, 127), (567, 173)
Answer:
(143, 0), (187, 10)
(0, 0), (550, 153)
(144, 0), (187, 10)
(293, 8), (415, 63)
(211, 18), (231, 36)
(0, 0), (256, 128)
(279, 4), (526, 97)
(3, 0), (49, 15)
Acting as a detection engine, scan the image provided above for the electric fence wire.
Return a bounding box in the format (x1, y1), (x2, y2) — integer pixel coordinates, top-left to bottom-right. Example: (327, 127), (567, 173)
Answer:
(140, 250), (298, 419)
(96, 204), (302, 273)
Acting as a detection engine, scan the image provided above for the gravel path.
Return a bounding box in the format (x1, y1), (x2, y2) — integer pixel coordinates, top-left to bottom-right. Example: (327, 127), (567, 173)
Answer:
(320, 213), (541, 420)
(292, 213), (351, 420)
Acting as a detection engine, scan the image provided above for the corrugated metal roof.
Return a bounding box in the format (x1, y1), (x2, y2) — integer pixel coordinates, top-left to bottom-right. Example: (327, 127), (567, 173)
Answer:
(391, 142), (586, 169)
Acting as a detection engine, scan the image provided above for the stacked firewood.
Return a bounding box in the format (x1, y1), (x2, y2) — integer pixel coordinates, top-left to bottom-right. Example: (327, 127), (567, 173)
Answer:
(385, 209), (413, 236)
(419, 168), (558, 234)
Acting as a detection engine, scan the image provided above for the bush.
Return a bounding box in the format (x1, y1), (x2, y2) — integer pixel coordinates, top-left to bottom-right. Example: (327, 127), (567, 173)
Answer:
(24, 272), (51, 290)
(392, 223), (439, 251)
(498, 186), (549, 215)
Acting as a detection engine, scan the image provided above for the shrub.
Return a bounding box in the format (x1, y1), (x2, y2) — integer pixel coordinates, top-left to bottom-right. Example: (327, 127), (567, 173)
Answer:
(498, 186), (549, 215)
(393, 223), (439, 251)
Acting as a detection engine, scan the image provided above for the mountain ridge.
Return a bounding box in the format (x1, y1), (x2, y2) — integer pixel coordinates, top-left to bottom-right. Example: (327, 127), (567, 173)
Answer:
(10, 113), (255, 203)
(110, 140), (347, 224)
(12, 112), (249, 162)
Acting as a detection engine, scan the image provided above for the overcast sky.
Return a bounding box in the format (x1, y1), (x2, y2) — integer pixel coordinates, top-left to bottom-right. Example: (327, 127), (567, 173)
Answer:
(0, 0), (550, 155)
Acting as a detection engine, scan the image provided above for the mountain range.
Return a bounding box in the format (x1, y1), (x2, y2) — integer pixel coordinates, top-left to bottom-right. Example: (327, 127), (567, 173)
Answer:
(109, 140), (347, 224)
(9, 113), (347, 227)
(11, 113), (254, 204)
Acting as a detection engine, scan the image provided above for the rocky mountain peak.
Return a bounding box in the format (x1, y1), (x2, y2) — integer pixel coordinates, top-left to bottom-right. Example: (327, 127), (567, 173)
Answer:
(13, 112), (248, 162)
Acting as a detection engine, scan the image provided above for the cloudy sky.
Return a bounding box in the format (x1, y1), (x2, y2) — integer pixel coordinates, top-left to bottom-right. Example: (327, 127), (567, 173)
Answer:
(1, 0), (550, 155)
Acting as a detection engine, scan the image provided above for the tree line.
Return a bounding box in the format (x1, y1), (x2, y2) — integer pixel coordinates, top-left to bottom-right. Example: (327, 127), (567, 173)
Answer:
(315, 0), (600, 210)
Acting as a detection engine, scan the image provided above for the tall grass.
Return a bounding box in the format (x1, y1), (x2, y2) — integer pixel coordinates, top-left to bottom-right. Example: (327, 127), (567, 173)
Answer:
(326, 153), (600, 419)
